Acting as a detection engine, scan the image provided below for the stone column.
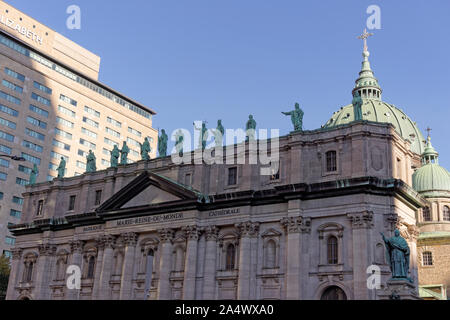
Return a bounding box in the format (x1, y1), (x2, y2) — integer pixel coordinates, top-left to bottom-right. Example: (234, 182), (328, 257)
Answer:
(98, 235), (116, 300)
(202, 225), (218, 299)
(91, 237), (105, 300)
(6, 248), (22, 300)
(347, 211), (374, 300)
(119, 232), (138, 300)
(66, 240), (84, 300)
(157, 228), (174, 300)
(236, 221), (259, 300)
(35, 244), (57, 299)
(182, 225), (200, 300)
(281, 217), (302, 299)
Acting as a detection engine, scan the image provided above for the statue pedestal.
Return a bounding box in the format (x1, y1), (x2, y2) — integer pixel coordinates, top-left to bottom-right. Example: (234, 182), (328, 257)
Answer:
(378, 279), (421, 300)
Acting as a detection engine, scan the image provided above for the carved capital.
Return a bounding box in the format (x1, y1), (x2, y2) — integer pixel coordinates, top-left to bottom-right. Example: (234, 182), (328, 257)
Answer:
(182, 225), (201, 241)
(158, 228), (175, 243)
(281, 216), (310, 234)
(407, 225), (420, 241)
(101, 235), (116, 249)
(204, 225), (219, 241)
(69, 240), (85, 254)
(11, 248), (23, 260)
(121, 232), (138, 247)
(347, 211), (374, 229)
(384, 212), (400, 232)
(236, 221), (260, 238)
(38, 244), (57, 256)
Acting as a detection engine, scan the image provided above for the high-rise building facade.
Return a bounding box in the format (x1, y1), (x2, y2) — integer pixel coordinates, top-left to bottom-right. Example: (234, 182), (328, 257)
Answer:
(0, 2), (157, 258)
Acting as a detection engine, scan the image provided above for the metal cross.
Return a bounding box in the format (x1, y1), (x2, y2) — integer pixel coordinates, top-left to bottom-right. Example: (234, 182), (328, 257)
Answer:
(357, 28), (374, 52)
(426, 127), (432, 138)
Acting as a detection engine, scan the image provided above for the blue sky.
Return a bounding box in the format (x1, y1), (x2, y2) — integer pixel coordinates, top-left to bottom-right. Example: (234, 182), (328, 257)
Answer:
(6, 0), (450, 169)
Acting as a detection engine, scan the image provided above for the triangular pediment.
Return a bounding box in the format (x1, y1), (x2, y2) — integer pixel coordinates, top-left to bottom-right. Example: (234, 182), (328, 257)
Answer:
(122, 184), (182, 208)
(97, 171), (202, 212)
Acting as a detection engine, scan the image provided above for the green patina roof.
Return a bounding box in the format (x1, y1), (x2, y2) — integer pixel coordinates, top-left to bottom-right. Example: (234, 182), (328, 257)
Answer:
(419, 231), (450, 240)
(323, 42), (425, 155)
(412, 137), (450, 197)
(323, 99), (426, 155)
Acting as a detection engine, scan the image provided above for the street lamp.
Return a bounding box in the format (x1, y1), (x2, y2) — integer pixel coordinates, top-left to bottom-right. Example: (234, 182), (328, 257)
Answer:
(0, 154), (26, 162)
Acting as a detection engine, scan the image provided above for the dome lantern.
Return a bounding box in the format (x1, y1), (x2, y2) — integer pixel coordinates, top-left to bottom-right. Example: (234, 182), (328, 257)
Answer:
(352, 29), (382, 101)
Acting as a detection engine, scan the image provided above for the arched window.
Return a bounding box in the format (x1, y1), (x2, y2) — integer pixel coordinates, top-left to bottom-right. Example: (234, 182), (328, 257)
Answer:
(443, 206), (450, 221)
(375, 243), (385, 264)
(265, 240), (276, 268)
(327, 236), (338, 265)
(87, 256), (96, 279)
(326, 151), (337, 172)
(422, 251), (433, 266)
(55, 257), (67, 281)
(321, 286), (347, 300)
(173, 246), (184, 272)
(24, 261), (34, 283)
(225, 244), (236, 271)
(423, 207), (431, 222)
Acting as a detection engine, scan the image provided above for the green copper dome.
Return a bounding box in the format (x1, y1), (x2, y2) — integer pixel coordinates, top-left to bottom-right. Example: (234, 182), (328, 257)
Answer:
(323, 32), (426, 155)
(323, 100), (425, 155)
(413, 136), (450, 197)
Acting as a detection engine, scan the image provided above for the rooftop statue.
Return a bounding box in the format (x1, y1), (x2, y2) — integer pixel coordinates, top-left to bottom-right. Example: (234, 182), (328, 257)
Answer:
(381, 230), (412, 282)
(120, 141), (129, 165)
(110, 145), (120, 168)
(29, 164), (38, 185)
(214, 119), (225, 148)
(246, 115), (256, 141)
(86, 150), (97, 173)
(158, 129), (168, 157)
(282, 102), (304, 131)
(194, 121), (208, 151)
(56, 157), (66, 179)
(140, 137), (151, 161)
(352, 91), (363, 121)
(175, 130), (184, 157)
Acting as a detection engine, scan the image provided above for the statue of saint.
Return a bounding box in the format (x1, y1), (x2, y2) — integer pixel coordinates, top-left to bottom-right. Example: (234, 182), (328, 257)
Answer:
(175, 130), (184, 157)
(140, 137), (151, 160)
(194, 121), (208, 150)
(120, 141), (129, 165)
(381, 230), (412, 282)
(282, 102), (304, 131)
(158, 129), (168, 157)
(246, 115), (256, 141)
(214, 120), (225, 147)
(29, 164), (38, 185)
(86, 150), (97, 173)
(56, 157), (66, 178)
(352, 91), (363, 121)
(110, 145), (120, 168)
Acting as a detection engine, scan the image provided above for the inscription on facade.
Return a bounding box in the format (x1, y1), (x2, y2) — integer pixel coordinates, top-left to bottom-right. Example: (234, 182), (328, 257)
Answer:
(82, 225), (103, 233)
(208, 208), (240, 217)
(115, 213), (184, 227)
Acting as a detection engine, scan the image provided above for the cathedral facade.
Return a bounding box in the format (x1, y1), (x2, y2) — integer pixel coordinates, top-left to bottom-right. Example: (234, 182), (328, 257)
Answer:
(6, 36), (449, 300)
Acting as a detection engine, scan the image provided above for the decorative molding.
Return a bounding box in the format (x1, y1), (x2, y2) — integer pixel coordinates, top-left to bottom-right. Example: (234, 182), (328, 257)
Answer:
(347, 211), (374, 229)
(235, 221), (260, 238)
(101, 235), (116, 249)
(281, 216), (311, 234)
(158, 228), (175, 243)
(121, 232), (138, 247)
(182, 225), (201, 241)
(11, 248), (23, 260)
(69, 240), (85, 254)
(204, 225), (219, 241)
(38, 244), (57, 256)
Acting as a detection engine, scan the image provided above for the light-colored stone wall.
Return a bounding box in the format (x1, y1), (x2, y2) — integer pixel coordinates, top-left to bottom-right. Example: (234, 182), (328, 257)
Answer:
(6, 123), (423, 300)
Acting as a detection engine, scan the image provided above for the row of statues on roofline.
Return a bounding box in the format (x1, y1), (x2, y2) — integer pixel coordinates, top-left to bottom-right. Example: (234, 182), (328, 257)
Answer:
(29, 103), (305, 182)
(29, 95), (370, 183)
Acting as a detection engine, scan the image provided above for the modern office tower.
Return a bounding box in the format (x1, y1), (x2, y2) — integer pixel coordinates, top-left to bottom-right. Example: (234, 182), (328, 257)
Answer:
(0, 2), (157, 258)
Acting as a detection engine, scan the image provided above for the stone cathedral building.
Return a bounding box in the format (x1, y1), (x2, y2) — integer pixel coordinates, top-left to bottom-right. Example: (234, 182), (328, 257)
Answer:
(5, 35), (449, 300)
